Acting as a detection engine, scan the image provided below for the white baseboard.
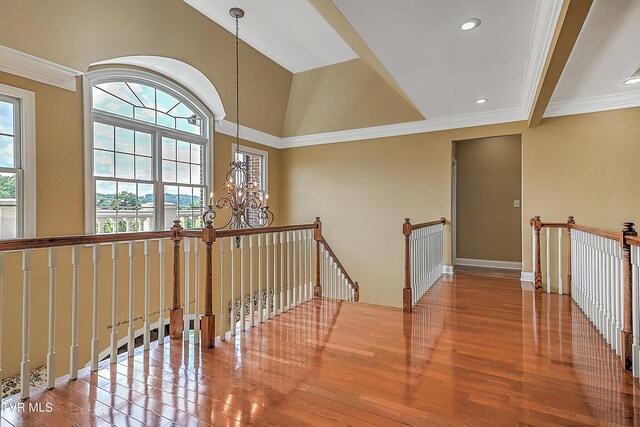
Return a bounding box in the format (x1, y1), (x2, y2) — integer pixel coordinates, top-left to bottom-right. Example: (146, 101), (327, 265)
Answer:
(455, 258), (522, 270)
(443, 265), (454, 275)
(520, 271), (534, 282)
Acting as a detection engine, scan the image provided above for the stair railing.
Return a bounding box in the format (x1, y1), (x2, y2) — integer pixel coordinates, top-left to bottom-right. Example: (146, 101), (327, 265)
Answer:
(402, 217), (446, 312)
(0, 216), (358, 402)
(530, 216), (639, 373)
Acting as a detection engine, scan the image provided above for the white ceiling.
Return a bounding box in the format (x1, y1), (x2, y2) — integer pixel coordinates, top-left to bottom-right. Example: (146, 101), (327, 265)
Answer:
(547, 0), (640, 116)
(183, 0), (357, 74)
(332, 0), (550, 121)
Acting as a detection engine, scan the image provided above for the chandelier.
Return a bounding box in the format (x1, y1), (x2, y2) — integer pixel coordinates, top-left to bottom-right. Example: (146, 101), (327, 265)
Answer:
(202, 7), (274, 230)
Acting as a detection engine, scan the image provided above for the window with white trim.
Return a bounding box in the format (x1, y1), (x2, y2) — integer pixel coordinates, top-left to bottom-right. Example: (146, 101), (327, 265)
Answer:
(87, 71), (212, 233)
(0, 86), (35, 239)
(233, 145), (268, 227)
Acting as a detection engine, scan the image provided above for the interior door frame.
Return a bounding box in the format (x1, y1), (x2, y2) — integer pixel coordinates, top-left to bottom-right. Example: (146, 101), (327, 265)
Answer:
(451, 158), (457, 265)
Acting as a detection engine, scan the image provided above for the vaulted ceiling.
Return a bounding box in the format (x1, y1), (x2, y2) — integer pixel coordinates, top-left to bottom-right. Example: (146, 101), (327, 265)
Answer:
(184, 0), (638, 137)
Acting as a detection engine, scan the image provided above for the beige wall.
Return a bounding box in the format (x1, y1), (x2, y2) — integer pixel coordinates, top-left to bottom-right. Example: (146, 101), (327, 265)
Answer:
(283, 59), (423, 137)
(282, 106), (640, 305)
(280, 121), (526, 307)
(0, 0), (292, 136)
(455, 135), (522, 262)
(521, 107), (640, 283)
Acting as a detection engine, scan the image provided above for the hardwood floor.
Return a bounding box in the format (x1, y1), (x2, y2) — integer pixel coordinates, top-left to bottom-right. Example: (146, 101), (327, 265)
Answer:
(3, 271), (640, 426)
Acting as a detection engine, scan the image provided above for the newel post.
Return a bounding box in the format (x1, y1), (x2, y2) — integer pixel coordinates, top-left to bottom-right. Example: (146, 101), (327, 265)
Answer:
(531, 216), (543, 291)
(170, 219), (184, 340)
(403, 218), (412, 313)
(621, 222), (637, 371)
(201, 219), (216, 349)
(354, 282), (360, 302)
(313, 217), (322, 297)
(566, 216), (575, 295)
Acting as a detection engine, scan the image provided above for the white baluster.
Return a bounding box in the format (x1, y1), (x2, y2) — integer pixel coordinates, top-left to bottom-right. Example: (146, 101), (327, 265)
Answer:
(0, 253), (3, 405)
(292, 230), (297, 307)
(128, 242), (136, 354)
(183, 238), (191, 341)
(231, 237), (236, 336)
(298, 230), (303, 304)
(266, 233), (271, 320)
(286, 231), (291, 310)
(158, 239), (166, 345)
(143, 241), (151, 350)
(309, 230), (313, 300)
(110, 243), (119, 362)
(21, 250), (32, 399)
(280, 232), (285, 313)
(229, 237), (238, 337)
(194, 238), (200, 344)
(47, 248), (58, 386)
(273, 233), (278, 317)
(258, 234), (263, 323)
(70, 246), (80, 379)
(249, 235), (255, 328)
(220, 237), (226, 340)
(546, 227), (551, 293)
(531, 225), (536, 279)
(241, 236), (247, 331)
(632, 245), (640, 378)
(558, 228), (563, 295)
(303, 230), (308, 302)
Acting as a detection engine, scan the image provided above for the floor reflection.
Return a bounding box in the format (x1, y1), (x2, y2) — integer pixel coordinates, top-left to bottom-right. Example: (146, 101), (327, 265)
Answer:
(5, 272), (640, 425)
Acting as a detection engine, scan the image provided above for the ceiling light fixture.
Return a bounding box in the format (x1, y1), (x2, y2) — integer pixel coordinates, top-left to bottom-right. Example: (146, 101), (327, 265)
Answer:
(476, 98), (488, 104)
(202, 7), (275, 236)
(461, 18), (481, 31)
(624, 68), (640, 85)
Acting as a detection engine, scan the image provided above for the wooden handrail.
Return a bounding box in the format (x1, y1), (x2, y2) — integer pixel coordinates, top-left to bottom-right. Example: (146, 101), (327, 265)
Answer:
(410, 217), (446, 231)
(539, 222), (568, 228)
(627, 235), (640, 247)
(0, 230), (174, 251)
(570, 224), (622, 242)
(0, 223), (319, 252)
(320, 236), (359, 300)
(216, 223), (318, 238)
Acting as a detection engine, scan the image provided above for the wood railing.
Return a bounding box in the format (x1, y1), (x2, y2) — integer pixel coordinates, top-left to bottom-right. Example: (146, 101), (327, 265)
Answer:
(0, 216), (358, 402)
(531, 216), (639, 373)
(319, 237), (359, 302)
(402, 217), (446, 312)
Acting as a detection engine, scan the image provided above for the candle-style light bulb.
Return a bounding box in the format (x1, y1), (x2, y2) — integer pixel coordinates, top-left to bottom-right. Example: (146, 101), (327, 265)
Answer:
(265, 193), (269, 200)
(209, 191), (214, 206)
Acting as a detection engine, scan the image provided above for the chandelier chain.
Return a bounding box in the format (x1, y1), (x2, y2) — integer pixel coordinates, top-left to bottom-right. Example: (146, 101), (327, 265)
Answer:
(235, 14), (240, 154)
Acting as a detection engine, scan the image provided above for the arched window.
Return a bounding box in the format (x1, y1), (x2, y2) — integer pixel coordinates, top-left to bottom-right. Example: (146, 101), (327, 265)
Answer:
(85, 69), (212, 233)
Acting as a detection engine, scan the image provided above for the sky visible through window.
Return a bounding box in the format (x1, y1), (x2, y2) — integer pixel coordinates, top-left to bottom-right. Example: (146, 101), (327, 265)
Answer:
(0, 100), (15, 168)
(93, 82), (202, 135)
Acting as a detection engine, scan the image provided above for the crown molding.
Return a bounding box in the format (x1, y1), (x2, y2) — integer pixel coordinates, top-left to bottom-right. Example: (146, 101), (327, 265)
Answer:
(280, 107), (526, 148)
(544, 91), (640, 118)
(520, 0), (564, 117)
(0, 45), (82, 91)
(215, 119), (285, 149)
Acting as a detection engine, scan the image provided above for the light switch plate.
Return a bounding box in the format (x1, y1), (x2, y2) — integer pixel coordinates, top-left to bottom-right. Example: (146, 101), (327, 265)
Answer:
(514, 200), (520, 208)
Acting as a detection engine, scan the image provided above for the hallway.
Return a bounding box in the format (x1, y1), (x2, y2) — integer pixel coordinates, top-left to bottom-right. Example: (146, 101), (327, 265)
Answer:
(3, 272), (639, 426)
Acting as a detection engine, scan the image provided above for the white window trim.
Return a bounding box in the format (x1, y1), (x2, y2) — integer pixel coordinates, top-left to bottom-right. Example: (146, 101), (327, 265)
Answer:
(232, 144), (269, 195)
(0, 83), (36, 238)
(83, 68), (215, 234)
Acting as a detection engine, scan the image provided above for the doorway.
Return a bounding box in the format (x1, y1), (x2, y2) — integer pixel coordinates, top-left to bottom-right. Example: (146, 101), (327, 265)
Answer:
(452, 134), (522, 271)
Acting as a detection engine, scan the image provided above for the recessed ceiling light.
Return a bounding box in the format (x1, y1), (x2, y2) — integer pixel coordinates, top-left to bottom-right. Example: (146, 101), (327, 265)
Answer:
(461, 18), (481, 31)
(624, 76), (640, 85)
(476, 98), (488, 104)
